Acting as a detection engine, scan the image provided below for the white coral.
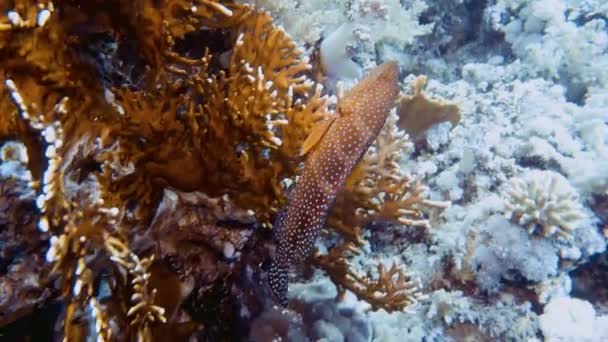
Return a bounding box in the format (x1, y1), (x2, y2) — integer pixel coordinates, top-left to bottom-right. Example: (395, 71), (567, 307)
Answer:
(0, 141), (28, 164)
(539, 296), (608, 341)
(489, 0), (608, 89)
(503, 170), (585, 238)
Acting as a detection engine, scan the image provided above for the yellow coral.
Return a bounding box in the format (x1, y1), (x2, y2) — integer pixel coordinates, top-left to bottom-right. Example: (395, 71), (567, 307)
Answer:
(0, 0), (452, 336)
(1, 0), (331, 338)
(312, 242), (424, 312)
(329, 110), (450, 245)
(397, 75), (461, 143)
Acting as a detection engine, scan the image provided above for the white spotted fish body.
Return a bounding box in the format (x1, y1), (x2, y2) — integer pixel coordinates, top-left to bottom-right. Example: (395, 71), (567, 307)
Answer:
(268, 61), (400, 306)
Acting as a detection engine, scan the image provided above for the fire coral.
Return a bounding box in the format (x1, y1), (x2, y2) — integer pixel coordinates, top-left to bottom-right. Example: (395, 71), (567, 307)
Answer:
(0, 0), (446, 339)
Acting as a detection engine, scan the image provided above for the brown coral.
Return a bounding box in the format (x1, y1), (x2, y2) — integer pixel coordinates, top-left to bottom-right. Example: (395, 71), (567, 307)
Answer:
(0, 0), (332, 339)
(311, 242), (424, 312)
(329, 109), (450, 246)
(397, 75), (461, 144)
(0, 0), (449, 337)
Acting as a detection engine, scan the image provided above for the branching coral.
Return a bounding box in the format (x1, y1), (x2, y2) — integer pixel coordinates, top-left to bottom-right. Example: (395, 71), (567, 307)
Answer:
(0, 0), (449, 337)
(112, 7), (334, 226)
(311, 242), (424, 312)
(0, 0), (330, 338)
(328, 109), (450, 245)
(105, 237), (167, 340)
(503, 170), (586, 238)
(310, 90), (449, 311)
(179, 10), (332, 223)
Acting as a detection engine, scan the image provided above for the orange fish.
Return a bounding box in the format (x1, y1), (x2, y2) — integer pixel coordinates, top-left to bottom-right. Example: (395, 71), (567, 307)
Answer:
(268, 61), (400, 306)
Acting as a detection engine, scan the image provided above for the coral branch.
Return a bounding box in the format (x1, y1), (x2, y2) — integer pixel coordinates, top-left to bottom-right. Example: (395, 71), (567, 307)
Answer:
(105, 237), (167, 339)
(329, 110), (450, 245)
(312, 242), (423, 312)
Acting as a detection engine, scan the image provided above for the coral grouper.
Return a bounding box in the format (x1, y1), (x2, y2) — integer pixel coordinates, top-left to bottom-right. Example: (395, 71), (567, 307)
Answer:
(269, 61), (400, 306)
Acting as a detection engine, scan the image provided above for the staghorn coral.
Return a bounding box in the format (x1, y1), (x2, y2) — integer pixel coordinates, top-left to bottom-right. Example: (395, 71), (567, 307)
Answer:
(503, 170), (586, 239)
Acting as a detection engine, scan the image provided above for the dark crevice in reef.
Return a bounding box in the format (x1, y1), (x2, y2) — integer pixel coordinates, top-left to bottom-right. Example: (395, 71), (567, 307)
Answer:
(571, 11), (608, 28)
(367, 220), (430, 252)
(460, 175), (478, 205)
(71, 27), (149, 89)
(185, 280), (239, 342)
(515, 155), (564, 174)
(563, 78), (588, 106)
(429, 0), (489, 55)
(71, 159), (103, 183)
(0, 301), (62, 341)
(570, 252), (608, 310)
(404, 0), (514, 83)
(590, 193), (608, 228)
(462, 0), (486, 43)
(172, 28), (233, 60)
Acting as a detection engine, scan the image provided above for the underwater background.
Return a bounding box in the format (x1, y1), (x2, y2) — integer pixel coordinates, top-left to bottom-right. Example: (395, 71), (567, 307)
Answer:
(0, 0), (607, 341)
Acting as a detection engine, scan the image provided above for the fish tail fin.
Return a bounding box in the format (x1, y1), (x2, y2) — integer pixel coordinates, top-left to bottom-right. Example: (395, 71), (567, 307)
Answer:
(268, 257), (289, 307)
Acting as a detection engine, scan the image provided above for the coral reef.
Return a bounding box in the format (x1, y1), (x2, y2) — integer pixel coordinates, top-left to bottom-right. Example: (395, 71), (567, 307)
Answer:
(2, 0), (607, 340)
(259, 0), (608, 340)
(469, 215), (559, 293)
(488, 0), (608, 101)
(0, 0), (443, 339)
(311, 242), (423, 312)
(250, 0), (432, 68)
(0, 141), (50, 330)
(248, 279), (373, 341)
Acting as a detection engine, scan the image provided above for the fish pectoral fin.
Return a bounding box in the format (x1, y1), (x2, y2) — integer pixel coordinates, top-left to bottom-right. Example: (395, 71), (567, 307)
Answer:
(300, 116), (336, 156)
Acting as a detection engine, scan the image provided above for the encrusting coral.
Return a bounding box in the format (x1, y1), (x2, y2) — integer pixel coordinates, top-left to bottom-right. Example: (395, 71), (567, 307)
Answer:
(0, 0), (447, 338)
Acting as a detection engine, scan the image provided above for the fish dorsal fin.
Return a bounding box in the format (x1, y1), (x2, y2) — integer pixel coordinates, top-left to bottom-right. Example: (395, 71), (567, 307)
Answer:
(335, 81), (354, 118)
(300, 116), (336, 156)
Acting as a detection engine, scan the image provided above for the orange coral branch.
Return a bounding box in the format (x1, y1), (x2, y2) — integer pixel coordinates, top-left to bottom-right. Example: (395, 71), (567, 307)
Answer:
(397, 75), (461, 143)
(312, 243), (423, 312)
